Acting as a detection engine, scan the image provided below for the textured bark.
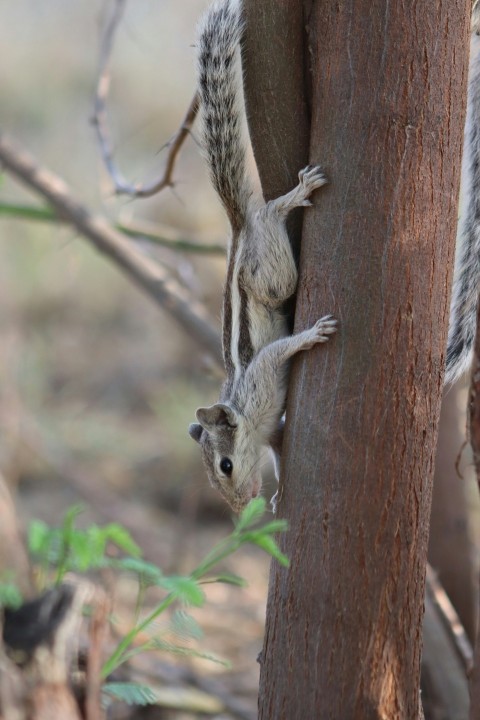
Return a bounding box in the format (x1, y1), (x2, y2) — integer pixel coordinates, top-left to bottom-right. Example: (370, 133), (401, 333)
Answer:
(243, 0), (310, 261)
(429, 384), (477, 645)
(245, 2), (471, 718)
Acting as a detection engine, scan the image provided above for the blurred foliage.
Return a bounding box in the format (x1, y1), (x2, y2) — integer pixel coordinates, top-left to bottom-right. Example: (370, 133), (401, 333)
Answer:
(1, 498), (288, 710)
(0, 0), (235, 520)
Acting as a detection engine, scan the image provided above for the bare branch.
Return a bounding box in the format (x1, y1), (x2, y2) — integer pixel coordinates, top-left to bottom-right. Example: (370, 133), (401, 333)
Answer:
(91, 0), (199, 198)
(0, 133), (222, 365)
(422, 565), (470, 719)
(425, 564), (473, 674)
(0, 201), (226, 255)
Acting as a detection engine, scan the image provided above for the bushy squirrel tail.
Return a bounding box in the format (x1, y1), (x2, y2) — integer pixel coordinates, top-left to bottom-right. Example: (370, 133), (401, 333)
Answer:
(197, 0), (252, 232)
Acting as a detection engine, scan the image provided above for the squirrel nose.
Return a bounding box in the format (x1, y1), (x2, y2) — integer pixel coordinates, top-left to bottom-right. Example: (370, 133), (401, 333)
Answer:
(251, 488), (259, 498)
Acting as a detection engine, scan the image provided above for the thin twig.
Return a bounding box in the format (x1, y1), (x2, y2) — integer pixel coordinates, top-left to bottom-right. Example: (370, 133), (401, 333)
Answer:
(92, 0), (199, 197)
(0, 133), (222, 365)
(422, 572), (470, 720)
(85, 589), (110, 720)
(0, 201), (225, 255)
(425, 564), (473, 673)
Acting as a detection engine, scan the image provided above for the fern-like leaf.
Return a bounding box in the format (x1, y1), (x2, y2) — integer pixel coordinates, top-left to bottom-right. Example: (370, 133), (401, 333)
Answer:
(102, 682), (157, 706)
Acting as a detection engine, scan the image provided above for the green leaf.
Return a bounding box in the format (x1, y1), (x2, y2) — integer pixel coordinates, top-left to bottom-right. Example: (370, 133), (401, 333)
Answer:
(101, 524), (141, 557)
(0, 581), (23, 609)
(69, 531), (97, 571)
(249, 534), (289, 567)
(102, 682), (157, 706)
(149, 638), (230, 666)
(171, 610), (203, 641)
(64, 503), (85, 522)
(108, 557), (163, 582)
(84, 526), (108, 564)
(256, 519), (289, 535)
(201, 573), (247, 587)
(234, 497), (266, 532)
(157, 576), (205, 607)
(27, 520), (51, 557)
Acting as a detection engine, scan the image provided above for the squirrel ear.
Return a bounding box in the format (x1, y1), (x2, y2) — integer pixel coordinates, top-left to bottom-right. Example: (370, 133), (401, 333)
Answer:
(196, 404), (237, 431)
(188, 422), (203, 443)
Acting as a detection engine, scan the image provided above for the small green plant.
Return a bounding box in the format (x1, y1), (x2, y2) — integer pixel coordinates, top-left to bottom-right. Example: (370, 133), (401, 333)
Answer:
(0, 575), (23, 610)
(1, 497), (288, 708)
(28, 504), (142, 587)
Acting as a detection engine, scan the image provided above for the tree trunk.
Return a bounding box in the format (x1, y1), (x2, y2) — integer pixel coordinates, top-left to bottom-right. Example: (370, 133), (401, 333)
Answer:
(244, 2), (471, 718)
(243, 0), (310, 257)
(468, 305), (480, 719)
(429, 383), (477, 645)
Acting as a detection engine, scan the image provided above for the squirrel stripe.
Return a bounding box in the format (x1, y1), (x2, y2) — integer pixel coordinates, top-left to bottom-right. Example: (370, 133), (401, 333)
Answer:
(446, 14), (480, 383)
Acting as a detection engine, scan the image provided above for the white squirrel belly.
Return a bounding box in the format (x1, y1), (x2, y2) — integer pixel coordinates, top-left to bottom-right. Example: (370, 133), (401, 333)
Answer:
(248, 300), (288, 355)
(230, 254), (242, 385)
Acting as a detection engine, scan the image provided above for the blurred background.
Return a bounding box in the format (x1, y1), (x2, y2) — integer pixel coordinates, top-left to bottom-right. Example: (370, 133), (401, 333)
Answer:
(1, 2), (480, 718)
(0, 1), (273, 717)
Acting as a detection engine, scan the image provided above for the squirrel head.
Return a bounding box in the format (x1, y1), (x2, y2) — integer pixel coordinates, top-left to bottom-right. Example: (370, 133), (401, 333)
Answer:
(188, 403), (262, 512)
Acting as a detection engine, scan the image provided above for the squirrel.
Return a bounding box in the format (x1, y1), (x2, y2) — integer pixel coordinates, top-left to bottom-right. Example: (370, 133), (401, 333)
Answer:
(188, 0), (336, 513)
(189, 0), (480, 512)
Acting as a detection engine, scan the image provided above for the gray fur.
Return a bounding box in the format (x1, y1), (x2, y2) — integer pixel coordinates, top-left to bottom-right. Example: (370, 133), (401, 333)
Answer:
(446, 6), (480, 382)
(193, 0), (336, 512)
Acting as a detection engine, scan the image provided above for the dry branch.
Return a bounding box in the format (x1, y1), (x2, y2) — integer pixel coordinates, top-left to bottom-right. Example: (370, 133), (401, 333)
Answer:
(0, 133), (222, 366)
(429, 383), (477, 645)
(85, 591), (111, 720)
(0, 201), (225, 255)
(425, 565), (473, 674)
(422, 567), (470, 720)
(92, 0), (199, 198)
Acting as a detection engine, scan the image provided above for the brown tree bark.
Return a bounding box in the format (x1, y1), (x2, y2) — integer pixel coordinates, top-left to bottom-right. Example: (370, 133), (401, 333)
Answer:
(244, 2), (471, 718)
(243, 0), (310, 262)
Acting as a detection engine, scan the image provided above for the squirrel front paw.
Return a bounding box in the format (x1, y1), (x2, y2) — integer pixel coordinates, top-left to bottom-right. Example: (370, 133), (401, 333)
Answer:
(303, 315), (338, 348)
(297, 165), (328, 205)
(313, 315), (337, 339)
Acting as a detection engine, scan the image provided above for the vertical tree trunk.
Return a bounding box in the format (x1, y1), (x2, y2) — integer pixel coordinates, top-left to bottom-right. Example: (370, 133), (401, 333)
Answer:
(244, 2), (471, 718)
(468, 305), (480, 719)
(429, 384), (477, 645)
(243, 0), (310, 257)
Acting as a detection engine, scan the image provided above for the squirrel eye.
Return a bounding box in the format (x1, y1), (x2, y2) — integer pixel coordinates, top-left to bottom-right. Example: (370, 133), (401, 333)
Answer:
(219, 457), (233, 476)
